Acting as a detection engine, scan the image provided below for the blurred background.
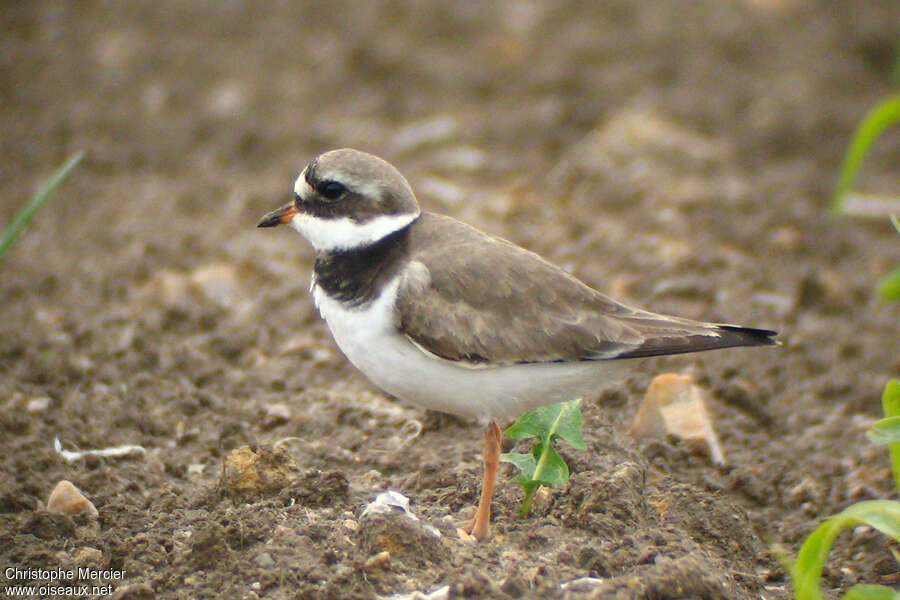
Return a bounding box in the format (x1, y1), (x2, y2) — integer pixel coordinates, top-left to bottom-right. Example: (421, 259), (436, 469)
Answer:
(1, 1), (898, 598)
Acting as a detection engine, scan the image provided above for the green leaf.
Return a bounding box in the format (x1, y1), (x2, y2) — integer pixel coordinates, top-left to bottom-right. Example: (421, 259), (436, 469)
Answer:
(831, 95), (900, 214)
(842, 584), (900, 600)
(793, 500), (900, 600)
(500, 448), (541, 516)
(878, 267), (900, 301)
(535, 443), (570, 488)
(555, 399), (587, 451)
(501, 451), (537, 483)
(878, 218), (900, 301)
(867, 416), (900, 445)
(0, 151), (85, 259)
(502, 442), (570, 489)
(880, 380), (900, 492)
(882, 380), (900, 417)
(503, 398), (587, 451)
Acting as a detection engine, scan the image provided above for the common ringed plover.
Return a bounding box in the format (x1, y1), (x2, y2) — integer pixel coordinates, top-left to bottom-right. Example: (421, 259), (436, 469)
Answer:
(258, 148), (777, 541)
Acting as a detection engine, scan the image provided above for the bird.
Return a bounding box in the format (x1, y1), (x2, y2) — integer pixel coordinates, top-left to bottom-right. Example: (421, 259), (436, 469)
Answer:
(257, 148), (777, 541)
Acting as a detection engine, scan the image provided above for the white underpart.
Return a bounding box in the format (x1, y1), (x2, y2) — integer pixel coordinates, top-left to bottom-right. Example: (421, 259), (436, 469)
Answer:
(289, 211), (419, 253)
(312, 272), (639, 424)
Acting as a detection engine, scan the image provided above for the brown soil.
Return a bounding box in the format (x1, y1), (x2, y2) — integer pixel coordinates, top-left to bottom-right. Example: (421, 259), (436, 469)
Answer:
(1, 2), (898, 599)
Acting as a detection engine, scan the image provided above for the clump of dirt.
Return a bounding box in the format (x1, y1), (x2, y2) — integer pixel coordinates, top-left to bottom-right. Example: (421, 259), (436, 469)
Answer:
(219, 445), (302, 502)
(2, 1), (898, 599)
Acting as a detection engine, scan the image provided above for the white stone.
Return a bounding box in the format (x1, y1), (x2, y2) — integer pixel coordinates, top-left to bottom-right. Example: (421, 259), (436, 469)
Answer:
(630, 373), (726, 465)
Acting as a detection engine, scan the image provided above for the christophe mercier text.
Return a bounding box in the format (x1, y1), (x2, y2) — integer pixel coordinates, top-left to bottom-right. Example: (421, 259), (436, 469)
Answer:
(5, 567), (126, 581)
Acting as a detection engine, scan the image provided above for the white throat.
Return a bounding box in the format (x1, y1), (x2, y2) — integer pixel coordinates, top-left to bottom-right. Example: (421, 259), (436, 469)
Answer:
(289, 211), (419, 253)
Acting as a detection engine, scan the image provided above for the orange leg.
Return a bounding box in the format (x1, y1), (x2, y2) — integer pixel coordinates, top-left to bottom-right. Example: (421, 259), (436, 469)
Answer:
(465, 420), (502, 541)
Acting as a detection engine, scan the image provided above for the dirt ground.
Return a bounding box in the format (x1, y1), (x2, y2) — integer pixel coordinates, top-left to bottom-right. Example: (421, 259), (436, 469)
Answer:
(1, 1), (898, 599)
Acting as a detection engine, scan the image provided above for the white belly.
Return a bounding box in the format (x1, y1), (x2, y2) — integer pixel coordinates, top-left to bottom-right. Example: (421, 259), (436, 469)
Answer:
(313, 279), (636, 423)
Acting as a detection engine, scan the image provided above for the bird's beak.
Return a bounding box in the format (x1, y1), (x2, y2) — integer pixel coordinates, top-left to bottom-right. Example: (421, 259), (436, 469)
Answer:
(257, 203), (299, 228)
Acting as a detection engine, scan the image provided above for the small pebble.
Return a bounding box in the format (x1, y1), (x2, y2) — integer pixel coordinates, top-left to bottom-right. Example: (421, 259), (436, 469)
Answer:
(253, 552), (275, 568)
(630, 373), (726, 465)
(358, 491), (448, 565)
(388, 585), (450, 600)
(46, 480), (99, 518)
(220, 445), (301, 500)
(73, 547), (103, 564)
(26, 397), (52, 413)
(360, 491), (440, 538)
(265, 403), (292, 421)
(361, 490), (412, 519)
(363, 550), (391, 570)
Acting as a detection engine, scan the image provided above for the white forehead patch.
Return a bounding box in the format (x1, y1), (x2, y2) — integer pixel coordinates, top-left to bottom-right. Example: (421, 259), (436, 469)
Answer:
(289, 211), (419, 253)
(294, 169), (311, 197)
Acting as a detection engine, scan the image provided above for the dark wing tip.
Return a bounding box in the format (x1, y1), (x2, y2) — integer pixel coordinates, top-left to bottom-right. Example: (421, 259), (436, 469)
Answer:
(611, 324), (779, 360)
(716, 325), (779, 347)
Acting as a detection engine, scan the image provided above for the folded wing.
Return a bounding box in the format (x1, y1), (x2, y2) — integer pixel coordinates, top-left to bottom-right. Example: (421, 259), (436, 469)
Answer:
(395, 213), (776, 366)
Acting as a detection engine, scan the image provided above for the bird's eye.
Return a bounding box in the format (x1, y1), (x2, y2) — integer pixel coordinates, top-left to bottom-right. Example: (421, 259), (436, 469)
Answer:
(317, 181), (346, 200)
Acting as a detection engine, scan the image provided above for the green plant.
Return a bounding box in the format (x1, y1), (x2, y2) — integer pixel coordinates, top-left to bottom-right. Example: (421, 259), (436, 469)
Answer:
(830, 95), (900, 215)
(500, 398), (586, 516)
(867, 380), (900, 496)
(0, 151), (84, 259)
(876, 215), (900, 302)
(791, 380), (900, 600)
(830, 94), (900, 301)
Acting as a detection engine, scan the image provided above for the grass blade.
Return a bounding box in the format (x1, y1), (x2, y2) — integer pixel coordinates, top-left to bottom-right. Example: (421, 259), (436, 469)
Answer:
(881, 380), (900, 491)
(830, 95), (900, 214)
(793, 500), (900, 600)
(0, 151), (85, 258)
(880, 218), (900, 301)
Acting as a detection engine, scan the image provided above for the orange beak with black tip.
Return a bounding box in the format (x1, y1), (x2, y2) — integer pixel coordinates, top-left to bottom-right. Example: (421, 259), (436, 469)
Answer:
(257, 203), (299, 228)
